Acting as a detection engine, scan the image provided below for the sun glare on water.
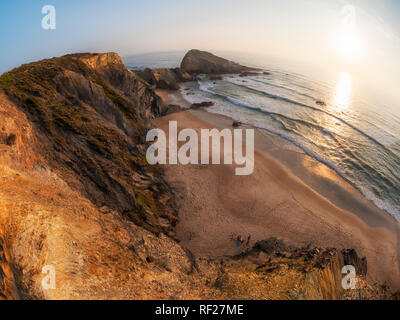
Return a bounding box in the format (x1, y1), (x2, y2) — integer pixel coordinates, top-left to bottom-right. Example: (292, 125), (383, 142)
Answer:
(333, 72), (352, 110)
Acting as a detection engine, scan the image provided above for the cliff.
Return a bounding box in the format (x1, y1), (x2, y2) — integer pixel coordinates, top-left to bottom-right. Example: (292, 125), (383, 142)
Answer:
(0, 52), (393, 300)
(0, 53), (177, 235)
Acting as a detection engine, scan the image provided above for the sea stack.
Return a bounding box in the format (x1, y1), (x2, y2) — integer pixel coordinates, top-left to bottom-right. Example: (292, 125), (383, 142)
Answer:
(180, 49), (257, 74)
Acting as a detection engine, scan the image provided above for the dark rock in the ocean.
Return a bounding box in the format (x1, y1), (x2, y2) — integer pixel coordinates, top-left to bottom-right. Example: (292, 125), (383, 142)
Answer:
(181, 49), (256, 74)
(316, 100), (327, 106)
(191, 101), (215, 109)
(209, 75), (223, 81)
(263, 71), (271, 75)
(239, 71), (259, 77)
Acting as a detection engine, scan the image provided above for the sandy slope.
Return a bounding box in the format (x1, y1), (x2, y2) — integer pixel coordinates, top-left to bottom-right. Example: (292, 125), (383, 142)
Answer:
(154, 110), (400, 289)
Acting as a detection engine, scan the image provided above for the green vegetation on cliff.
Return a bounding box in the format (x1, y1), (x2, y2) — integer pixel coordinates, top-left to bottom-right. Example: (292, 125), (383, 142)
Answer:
(0, 53), (175, 235)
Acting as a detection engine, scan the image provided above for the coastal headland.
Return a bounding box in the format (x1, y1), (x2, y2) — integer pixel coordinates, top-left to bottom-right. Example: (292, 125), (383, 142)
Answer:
(0, 49), (398, 299)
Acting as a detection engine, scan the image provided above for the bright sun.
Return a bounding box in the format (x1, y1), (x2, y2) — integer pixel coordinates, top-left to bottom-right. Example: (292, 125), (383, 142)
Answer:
(336, 31), (362, 60)
(334, 5), (365, 61)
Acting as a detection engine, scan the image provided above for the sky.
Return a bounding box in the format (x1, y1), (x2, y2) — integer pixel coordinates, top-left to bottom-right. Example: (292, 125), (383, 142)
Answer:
(0, 0), (399, 100)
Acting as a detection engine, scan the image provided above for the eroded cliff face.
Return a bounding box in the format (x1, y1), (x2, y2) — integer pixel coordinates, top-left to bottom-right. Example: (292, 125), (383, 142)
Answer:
(0, 53), (180, 299)
(0, 53), (177, 235)
(0, 53), (393, 300)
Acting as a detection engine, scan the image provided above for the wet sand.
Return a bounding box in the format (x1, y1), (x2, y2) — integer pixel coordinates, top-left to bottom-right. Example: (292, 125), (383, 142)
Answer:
(154, 91), (400, 289)
(155, 89), (192, 108)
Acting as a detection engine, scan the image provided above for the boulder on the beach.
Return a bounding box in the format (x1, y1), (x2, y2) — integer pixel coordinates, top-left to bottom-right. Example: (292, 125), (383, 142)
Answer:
(181, 49), (257, 74)
(232, 121), (242, 128)
(191, 101), (216, 109)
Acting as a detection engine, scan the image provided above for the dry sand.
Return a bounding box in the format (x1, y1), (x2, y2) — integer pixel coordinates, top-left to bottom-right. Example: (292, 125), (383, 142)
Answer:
(153, 93), (400, 289)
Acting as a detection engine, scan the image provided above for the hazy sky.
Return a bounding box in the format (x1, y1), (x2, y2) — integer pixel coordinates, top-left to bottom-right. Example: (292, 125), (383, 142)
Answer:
(0, 0), (399, 99)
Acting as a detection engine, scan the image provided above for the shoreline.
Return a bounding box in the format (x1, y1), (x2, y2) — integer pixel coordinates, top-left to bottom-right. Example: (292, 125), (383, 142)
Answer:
(154, 89), (400, 289)
(156, 89), (400, 228)
(192, 109), (400, 228)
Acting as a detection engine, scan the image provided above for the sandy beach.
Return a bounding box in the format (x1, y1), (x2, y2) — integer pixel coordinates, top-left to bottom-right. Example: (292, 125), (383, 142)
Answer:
(154, 90), (400, 289)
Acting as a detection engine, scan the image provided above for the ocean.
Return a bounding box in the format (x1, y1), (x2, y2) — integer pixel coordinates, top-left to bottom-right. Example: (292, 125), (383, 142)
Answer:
(124, 51), (400, 222)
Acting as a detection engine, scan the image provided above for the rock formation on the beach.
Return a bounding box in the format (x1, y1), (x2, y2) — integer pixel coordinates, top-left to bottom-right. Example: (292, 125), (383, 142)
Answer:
(0, 52), (394, 300)
(135, 67), (195, 91)
(181, 49), (256, 74)
(190, 101), (216, 109)
(162, 104), (182, 116)
(134, 50), (256, 91)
